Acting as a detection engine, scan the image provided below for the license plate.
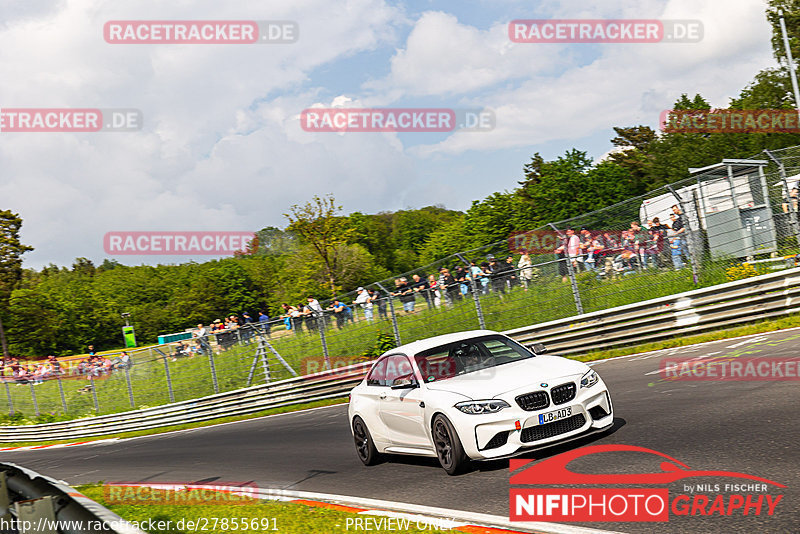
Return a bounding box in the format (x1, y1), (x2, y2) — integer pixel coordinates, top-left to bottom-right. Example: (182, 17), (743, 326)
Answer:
(538, 406), (572, 425)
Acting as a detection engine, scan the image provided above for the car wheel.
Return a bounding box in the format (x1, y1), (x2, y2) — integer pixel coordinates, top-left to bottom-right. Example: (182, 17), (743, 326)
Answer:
(432, 414), (469, 475)
(352, 416), (381, 466)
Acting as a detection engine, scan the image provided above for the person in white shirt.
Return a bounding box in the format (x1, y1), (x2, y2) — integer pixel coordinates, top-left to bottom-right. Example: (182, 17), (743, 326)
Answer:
(354, 287), (373, 322)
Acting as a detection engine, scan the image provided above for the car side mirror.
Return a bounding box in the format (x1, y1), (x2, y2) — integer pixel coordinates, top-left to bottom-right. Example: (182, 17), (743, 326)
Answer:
(391, 377), (418, 389)
(529, 343), (547, 355)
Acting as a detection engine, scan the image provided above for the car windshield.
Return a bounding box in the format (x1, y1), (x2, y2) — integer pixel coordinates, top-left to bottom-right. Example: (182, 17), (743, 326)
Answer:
(414, 335), (533, 383)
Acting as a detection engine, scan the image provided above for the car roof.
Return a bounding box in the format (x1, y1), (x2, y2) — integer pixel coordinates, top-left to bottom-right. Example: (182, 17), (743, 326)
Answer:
(383, 329), (504, 357)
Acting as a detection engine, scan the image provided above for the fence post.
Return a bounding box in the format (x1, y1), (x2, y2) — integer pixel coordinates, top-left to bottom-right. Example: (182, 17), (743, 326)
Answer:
(29, 383), (39, 417)
(124, 366), (135, 408)
(259, 341), (271, 383)
(90, 376), (99, 413)
(375, 282), (401, 346)
(57, 376), (68, 414)
(208, 351), (219, 394)
(549, 224), (584, 315)
(4, 381), (13, 415)
(667, 185), (701, 285)
(456, 253), (487, 329)
(317, 311), (331, 369)
(160, 351), (175, 403)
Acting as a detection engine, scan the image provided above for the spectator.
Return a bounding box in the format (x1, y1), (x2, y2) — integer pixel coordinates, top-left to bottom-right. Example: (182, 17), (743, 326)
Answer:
(194, 323), (210, 355)
(488, 256), (510, 295)
(117, 351), (132, 369)
(394, 277), (416, 313)
(440, 268), (460, 304)
(504, 255), (519, 288)
(411, 275), (433, 310)
(670, 205), (689, 260)
(332, 299), (350, 329)
(354, 287), (374, 321)
(468, 260), (488, 294)
(782, 186), (799, 213)
(651, 217), (670, 268)
(668, 220), (685, 269)
(280, 303), (297, 330)
(453, 266), (469, 297)
(427, 274), (442, 307)
(47, 355), (62, 376)
(371, 289), (388, 320)
(258, 311), (271, 337)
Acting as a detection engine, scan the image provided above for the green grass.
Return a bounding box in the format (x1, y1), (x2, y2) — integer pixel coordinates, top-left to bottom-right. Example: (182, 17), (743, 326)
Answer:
(77, 485), (454, 534)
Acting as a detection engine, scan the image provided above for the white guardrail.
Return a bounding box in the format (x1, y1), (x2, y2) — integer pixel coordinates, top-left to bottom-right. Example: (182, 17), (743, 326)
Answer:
(1, 267), (799, 443)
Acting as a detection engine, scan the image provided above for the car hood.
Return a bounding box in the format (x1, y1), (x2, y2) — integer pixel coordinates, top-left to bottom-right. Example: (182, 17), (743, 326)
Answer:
(422, 355), (589, 399)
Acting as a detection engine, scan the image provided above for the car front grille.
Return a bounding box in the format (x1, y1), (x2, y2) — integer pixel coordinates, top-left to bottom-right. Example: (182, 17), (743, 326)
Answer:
(551, 383), (576, 405)
(515, 391), (549, 411)
(481, 431), (509, 450)
(520, 414), (586, 443)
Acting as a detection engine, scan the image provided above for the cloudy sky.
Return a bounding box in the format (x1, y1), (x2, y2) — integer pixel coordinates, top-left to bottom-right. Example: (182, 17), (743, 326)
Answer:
(0, 0), (777, 268)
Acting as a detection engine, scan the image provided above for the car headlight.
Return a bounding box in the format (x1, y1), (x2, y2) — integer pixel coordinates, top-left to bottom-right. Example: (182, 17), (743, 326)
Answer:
(580, 369), (599, 389)
(455, 400), (510, 415)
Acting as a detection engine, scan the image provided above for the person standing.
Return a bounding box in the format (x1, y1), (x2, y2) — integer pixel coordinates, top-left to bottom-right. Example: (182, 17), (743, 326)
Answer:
(518, 253), (533, 289)
(354, 287), (374, 322)
(258, 311), (271, 337)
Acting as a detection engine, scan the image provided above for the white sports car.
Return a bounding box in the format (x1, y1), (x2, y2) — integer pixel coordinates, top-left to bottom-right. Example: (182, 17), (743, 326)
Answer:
(348, 330), (613, 474)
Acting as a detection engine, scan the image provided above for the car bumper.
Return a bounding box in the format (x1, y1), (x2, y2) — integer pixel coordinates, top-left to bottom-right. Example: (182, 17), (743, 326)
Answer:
(455, 384), (613, 460)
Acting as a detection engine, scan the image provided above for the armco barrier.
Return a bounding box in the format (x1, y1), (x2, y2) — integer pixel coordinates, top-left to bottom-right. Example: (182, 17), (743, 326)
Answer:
(1, 268), (798, 443)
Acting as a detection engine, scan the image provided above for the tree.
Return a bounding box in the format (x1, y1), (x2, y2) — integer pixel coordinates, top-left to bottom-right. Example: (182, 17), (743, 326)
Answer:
(284, 194), (355, 296)
(0, 210), (34, 359)
(767, 1), (800, 68)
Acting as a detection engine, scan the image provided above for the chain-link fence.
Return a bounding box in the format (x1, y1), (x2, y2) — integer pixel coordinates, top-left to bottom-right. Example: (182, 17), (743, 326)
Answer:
(4, 147), (800, 420)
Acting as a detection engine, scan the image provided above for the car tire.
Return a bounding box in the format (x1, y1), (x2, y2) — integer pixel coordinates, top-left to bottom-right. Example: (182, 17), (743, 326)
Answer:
(352, 416), (381, 466)
(431, 414), (469, 475)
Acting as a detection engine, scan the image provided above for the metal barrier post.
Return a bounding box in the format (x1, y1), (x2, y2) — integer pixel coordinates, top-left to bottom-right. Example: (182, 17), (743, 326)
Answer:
(90, 376), (99, 412)
(549, 224), (584, 314)
(57, 376), (67, 413)
(124, 366), (135, 408)
(456, 253), (487, 329)
(29, 383), (39, 417)
(4, 381), (13, 415)
(208, 351), (219, 394)
(375, 282), (401, 346)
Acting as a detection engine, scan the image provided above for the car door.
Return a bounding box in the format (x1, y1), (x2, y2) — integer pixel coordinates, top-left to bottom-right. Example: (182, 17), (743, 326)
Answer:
(379, 354), (429, 449)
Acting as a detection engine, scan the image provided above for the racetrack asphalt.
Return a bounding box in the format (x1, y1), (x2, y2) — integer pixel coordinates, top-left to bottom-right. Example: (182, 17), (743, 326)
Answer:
(3, 329), (799, 533)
